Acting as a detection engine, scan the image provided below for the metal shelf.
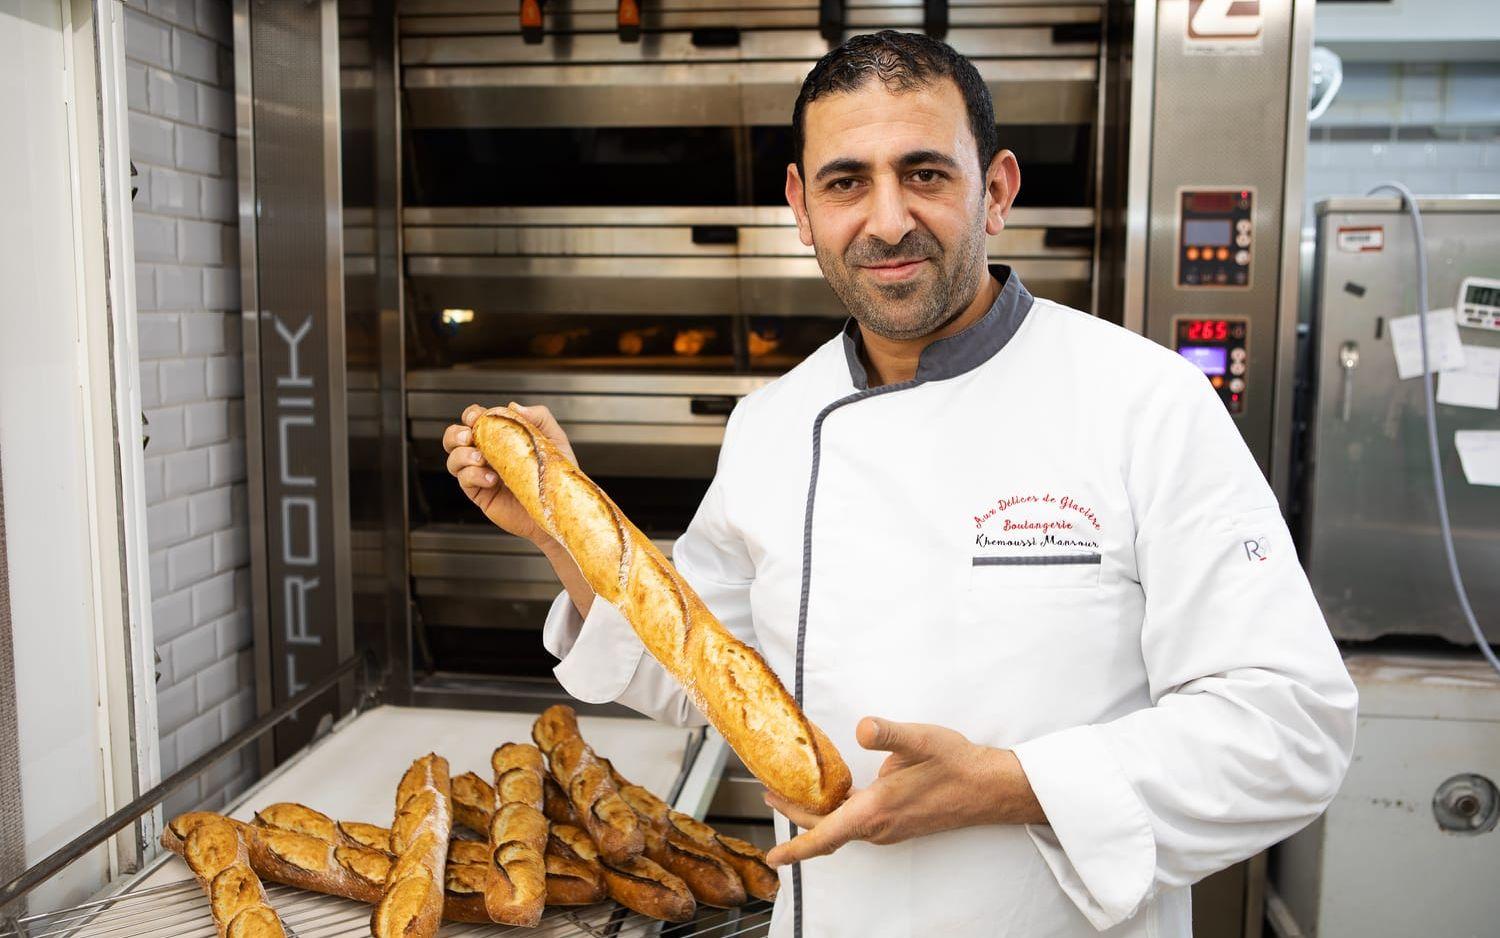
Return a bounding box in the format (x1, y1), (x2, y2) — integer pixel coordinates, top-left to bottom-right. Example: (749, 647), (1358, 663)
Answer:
(0, 878), (772, 938)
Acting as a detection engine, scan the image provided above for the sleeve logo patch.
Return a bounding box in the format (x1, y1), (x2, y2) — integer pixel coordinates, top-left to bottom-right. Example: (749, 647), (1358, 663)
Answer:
(1243, 535), (1270, 562)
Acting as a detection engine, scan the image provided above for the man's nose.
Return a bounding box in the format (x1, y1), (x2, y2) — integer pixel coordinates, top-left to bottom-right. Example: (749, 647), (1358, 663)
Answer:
(863, 176), (915, 249)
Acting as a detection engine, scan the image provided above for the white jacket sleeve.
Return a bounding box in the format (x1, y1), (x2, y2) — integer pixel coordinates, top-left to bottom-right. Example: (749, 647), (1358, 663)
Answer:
(540, 414), (758, 727)
(1011, 360), (1358, 931)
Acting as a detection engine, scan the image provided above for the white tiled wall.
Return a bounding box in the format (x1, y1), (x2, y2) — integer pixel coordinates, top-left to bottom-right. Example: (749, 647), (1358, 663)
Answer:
(123, 0), (256, 820)
(1305, 62), (1500, 218)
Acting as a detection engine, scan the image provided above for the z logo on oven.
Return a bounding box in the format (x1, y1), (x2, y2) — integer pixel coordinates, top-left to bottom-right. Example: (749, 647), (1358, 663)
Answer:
(1243, 535), (1270, 563)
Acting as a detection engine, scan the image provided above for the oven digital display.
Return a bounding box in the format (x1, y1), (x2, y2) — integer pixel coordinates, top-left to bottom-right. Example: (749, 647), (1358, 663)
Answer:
(1186, 192), (1236, 213)
(1179, 345), (1228, 376)
(1467, 284), (1500, 307)
(1181, 319), (1231, 341)
(1184, 219), (1232, 246)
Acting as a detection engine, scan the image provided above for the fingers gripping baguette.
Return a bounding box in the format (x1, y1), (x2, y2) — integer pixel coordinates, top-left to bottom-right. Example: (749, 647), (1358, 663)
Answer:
(532, 707), (644, 864)
(174, 815), (286, 938)
(483, 743), (549, 926)
(476, 409), (851, 814)
(372, 754), (451, 938)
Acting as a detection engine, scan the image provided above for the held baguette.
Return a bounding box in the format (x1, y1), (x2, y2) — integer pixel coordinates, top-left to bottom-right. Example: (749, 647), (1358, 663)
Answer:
(475, 408), (851, 814)
(532, 706), (644, 864)
(372, 754), (451, 938)
(172, 814), (286, 938)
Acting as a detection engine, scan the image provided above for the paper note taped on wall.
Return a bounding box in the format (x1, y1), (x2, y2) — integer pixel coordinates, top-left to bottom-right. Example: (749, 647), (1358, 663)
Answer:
(1389, 309), (1466, 380)
(1437, 346), (1500, 411)
(1454, 431), (1500, 487)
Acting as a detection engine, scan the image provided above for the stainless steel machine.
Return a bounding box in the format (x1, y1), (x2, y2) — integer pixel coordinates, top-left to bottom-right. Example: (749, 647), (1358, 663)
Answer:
(1298, 197), (1500, 648)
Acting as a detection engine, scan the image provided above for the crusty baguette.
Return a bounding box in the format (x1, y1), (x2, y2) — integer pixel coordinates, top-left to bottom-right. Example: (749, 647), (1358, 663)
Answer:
(173, 814), (286, 938)
(543, 774), (579, 826)
(493, 742), (546, 811)
(451, 771), (496, 836)
(532, 707), (644, 864)
(484, 802), (548, 926)
(599, 854), (696, 923)
(372, 753), (451, 938)
(606, 765), (745, 908)
(476, 408), (851, 814)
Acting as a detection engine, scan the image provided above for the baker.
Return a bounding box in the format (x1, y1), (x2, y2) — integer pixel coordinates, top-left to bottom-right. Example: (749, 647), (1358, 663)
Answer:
(441, 30), (1357, 938)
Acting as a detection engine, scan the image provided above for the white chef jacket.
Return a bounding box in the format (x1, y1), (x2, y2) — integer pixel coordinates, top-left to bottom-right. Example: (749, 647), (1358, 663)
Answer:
(540, 266), (1357, 937)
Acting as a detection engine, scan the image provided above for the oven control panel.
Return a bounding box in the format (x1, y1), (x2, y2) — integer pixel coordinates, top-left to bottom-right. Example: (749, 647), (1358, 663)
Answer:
(1177, 188), (1253, 288)
(1174, 317), (1249, 414)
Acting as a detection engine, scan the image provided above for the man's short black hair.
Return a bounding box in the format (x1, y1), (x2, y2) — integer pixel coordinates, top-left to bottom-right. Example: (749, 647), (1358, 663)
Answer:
(791, 30), (999, 179)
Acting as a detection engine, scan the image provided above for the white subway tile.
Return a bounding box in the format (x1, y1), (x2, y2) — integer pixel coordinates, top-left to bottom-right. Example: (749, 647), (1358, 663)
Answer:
(150, 550), (168, 598)
(197, 788), (226, 812)
(159, 356), (207, 404)
(140, 363), (161, 409)
(201, 176), (236, 221)
(144, 404), (185, 453)
(147, 69), (197, 123)
(127, 62), (149, 111)
(151, 584), (195, 643)
(198, 84), (233, 133)
(176, 707), (223, 764)
(193, 571), (236, 622)
(181, 310), (229, 355)
(206, 354), (244, 398)
(156, 266), (203, 311)
(148, 0), (197, 28)
(170, 619), (219, 680)
(219, 687), (256, 740)
(175, 124), (220, 175)
(166, 447), (211, 497)
(214, 607), (252, 656)
(178, 220), (223, 265)
(150, 167), (200, 216)
(199, 746), (242, 796)
(162, 780), (201, 822)
(204, 267), (240, 311)
(158, 730), (178, 777)
(147, 498), (190, 551)
(209, 439), (246, 485)
(135, 262), (158, 310)
(137, 312), (181, 359)
(133, 213), (177, 262)
(129, 112), (174, 166)
(156, 676), (198, 735)
(167, 534), (215, 591)
(195, 654), (241, 711)
(185, 399), (230, 447)
(173, 28), (219, 84)
(189, 485), (233, 534)
(124, 9), (171, 68)
(144, 454), (166, 503)
(229, 481), (247, 524)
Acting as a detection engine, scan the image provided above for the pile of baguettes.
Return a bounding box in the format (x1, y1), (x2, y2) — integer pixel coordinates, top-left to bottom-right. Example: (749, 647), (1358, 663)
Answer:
(163, 705), (778, 938)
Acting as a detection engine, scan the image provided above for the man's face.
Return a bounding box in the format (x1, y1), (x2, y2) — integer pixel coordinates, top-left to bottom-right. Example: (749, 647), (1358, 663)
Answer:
(786, 78), (1018, 341)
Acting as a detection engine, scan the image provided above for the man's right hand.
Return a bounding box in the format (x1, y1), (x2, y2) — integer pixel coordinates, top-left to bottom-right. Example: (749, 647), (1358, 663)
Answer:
(442, 402), (577, 547)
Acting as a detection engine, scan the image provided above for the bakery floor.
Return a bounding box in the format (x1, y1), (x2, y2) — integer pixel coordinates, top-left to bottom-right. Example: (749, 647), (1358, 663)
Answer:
(8, 706), (773, 938)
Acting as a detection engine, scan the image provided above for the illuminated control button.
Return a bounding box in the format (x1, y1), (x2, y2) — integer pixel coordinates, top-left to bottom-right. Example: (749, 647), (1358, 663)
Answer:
(1216, 247), (1230, 261)
(1186, 247), (1200, 261)
(1210, 375), (1224, 389)
(1236, 219), (1252, 233)
(1230, 361), (1246, 376)
(1235, 250), (1250, 265)
(1236, 233), (1251, 248)
(1229, 377), (1246, 392)
(1230, 348), (1247, 362)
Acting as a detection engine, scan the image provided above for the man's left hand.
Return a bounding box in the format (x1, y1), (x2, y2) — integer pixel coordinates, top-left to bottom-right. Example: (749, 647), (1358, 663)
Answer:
(763, 717), (1045, 868)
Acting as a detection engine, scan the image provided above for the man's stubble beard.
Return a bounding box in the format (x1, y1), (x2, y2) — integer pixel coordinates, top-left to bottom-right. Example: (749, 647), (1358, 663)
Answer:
(812, 203), (990, 342)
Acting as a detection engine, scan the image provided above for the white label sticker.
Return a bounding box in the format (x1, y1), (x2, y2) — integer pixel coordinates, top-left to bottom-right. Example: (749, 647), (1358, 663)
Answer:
(1389, 309), (1467, 380)
(1437, 345), (1500, 411)
(1337, 227), (1384, 253)
(1454, 431), (1500, 487)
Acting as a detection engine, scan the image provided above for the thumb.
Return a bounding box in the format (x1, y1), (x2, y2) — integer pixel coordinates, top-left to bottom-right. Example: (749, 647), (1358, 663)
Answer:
(857, 717), (928, 757)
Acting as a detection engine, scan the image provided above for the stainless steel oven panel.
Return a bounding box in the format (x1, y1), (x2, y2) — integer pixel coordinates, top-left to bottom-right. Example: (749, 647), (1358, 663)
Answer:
(399, 5), (1102, 34)
(402, 26), (1095, 66)
(408, 255), (1092, 316)
(408, 390), (742, 426)
(405, 58), (1097, 128)
(405, 224), (1090, 259)
(406, 369), (771, 396)
(403, 205), (1095, 228)
(399, 0), (1096, 11)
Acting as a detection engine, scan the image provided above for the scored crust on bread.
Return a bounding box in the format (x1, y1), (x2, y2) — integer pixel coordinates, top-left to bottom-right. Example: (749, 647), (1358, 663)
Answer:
(372, 753), (451, 938)
(482, 742), (549, 926)
(475, 408), (851, 814)
(531, 707), (645, 865)
(451, 771), (496, 836)
(174, 814), (286, 938)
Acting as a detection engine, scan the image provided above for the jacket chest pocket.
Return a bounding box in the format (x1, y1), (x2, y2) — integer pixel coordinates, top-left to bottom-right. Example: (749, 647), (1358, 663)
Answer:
(967, 552), (1102, 591)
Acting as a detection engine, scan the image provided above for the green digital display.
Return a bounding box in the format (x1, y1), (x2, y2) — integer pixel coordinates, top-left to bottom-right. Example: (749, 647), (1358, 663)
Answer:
(1467, 284), (1500, 308)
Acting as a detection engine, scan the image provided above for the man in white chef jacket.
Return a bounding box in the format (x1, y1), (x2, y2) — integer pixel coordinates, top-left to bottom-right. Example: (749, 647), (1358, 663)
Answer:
(442, 30), (1357, 938)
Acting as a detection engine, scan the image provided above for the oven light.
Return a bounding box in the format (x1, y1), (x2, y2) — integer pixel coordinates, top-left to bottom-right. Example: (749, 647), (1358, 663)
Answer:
(441, 308), (475, 326)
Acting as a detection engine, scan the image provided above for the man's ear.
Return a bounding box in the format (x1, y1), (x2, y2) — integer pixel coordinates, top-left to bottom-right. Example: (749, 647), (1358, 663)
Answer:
(785, 163), (814, 247)
(984, 150), (1021, 237)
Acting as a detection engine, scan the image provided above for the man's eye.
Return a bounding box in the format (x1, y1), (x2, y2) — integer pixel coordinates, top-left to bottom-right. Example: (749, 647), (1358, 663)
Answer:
(911, 169), (944, 184)
(830, 178), (858, 192)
